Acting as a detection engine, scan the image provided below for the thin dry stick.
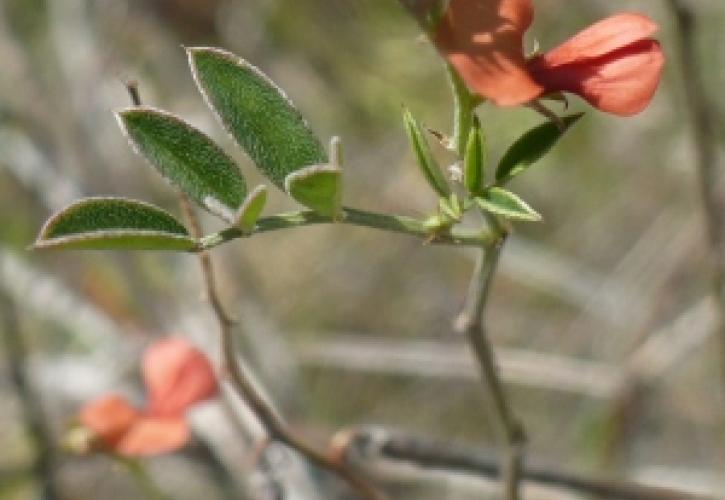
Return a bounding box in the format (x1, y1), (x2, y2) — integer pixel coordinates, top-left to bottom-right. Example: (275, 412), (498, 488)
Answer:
(455, 233), (526, 500)
(337, 427), (713, 500)
(667, 1), (725, 389)
(178, 196), (385, 500)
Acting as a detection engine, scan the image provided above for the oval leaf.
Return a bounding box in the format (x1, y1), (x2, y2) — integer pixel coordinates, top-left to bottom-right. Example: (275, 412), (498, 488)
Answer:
(285, 165), (342, 219)
(403, 108), (451, 197)
(187, 47), (327, 188)
(475, 188), (541, 222)
(495, 113), (584, 183)
(464, 115), (486, 194)
(34, 198), (195, 251)
(118, 107), (247, 222)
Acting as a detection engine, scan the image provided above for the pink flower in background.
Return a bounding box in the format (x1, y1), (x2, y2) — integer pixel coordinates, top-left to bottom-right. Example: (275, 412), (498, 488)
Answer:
(79, 337), (217, 456)
(421, 0), (665, 116)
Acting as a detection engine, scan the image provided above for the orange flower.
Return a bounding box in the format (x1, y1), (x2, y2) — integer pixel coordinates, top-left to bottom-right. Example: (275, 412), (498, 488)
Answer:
(405, 0), (665, 116)
(79, 338), (217, 456)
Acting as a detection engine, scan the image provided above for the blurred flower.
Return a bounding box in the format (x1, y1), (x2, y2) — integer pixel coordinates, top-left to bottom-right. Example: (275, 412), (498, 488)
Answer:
(78, 338), (217, 456)
(405, 0), (665, 116)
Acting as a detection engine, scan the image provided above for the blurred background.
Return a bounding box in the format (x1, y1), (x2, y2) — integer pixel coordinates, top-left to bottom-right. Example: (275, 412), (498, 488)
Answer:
(0, 0), (723, 498)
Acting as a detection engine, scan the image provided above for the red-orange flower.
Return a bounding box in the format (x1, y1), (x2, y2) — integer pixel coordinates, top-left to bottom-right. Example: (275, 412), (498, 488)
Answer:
(407, 0), (665, 116)
(79, 338), (217, 456)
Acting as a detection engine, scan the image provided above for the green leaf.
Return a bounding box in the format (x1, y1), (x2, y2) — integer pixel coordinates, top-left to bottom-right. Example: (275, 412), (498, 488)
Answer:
(117, 107), (246, 222)
(475, 188), (541, 222)
(34, 198), (195, 251)
(187, 47), (327, 188)
(464, 115), (486, 194)
(495, 113), (584, 183)
(285, 165), (342, 219)
(402, 108), (450, 197)
(235, 185), (268, 233)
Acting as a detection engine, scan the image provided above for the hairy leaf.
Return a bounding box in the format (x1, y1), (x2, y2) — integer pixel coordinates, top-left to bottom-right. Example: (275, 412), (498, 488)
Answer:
(34, 198), (195, 251)
(188, 47), (327, 188)
(118, 107), (247, 222)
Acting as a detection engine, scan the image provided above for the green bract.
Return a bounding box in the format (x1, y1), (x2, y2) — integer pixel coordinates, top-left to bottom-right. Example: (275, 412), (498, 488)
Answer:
(118, 107), (247, 222)
(187, 47), (327, 189)
(464, 116), (486, 194)
(235, 185), (268, 233)
(285, 165), (343, 219)
(34, 198), (195, 251)
(475, 188), (541, 222)
(402, 108), (450, 197)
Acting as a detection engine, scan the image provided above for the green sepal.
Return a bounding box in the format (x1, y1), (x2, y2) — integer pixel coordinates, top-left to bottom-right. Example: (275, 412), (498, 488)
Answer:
(495, 113), (584, 184)
(234, 185), (268, 233)
(117, 106), (247, 222)
(475, 188), (541, 222)
(33, 197), (196, 251)
(402, 108), (451, 198)
(187, 47), (327, 188)
(438, 194), (464, 224)
(285, 165), (343, 219)
(447, 64), (484, 156)
(464, 115), (486, 194)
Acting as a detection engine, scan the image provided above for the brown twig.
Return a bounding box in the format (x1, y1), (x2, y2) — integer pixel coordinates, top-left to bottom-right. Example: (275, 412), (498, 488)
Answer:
(178, 196), (384, 500)
(0, 293), (62, 500)
(455, 234), (526, 500)
(124, 80), (382, 500)
(335, 427), (713, 500)
(666, 1), (724, 390)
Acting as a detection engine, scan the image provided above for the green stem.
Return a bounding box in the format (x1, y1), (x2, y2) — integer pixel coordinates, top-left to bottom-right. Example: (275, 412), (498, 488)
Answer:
(457, 238), (526, 500)
(198, 207), (494, 252)
(120, 458), (173, 500)
(449, 56), (525, 498)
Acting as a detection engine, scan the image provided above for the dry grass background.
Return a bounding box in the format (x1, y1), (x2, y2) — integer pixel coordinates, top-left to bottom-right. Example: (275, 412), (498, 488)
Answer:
(0, 0), (723, 498)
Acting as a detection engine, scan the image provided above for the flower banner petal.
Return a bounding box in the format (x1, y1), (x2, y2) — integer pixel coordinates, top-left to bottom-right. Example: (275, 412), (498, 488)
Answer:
(433, 0), (543, 105)
(143, 338), (218, 417)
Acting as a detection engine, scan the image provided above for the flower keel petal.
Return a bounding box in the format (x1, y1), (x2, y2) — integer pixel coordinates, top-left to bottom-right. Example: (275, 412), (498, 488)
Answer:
(115, 417), (190, 456)
(79, 395), (140, 449)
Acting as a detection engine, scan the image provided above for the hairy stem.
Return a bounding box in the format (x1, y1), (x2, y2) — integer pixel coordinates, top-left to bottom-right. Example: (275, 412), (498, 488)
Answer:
(179, 195), (385, 500)
(456, 236), (526, 500)
(199, 207), (494, 252)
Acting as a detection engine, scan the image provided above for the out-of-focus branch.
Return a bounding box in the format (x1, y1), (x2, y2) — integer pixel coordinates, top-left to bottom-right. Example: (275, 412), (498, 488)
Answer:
(178, 195), (384, 500)
(334, 427), (713, 500)
(0, 293), (62, 500)
(298, 334), (623, 398)
(666, 0), (724, 388)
